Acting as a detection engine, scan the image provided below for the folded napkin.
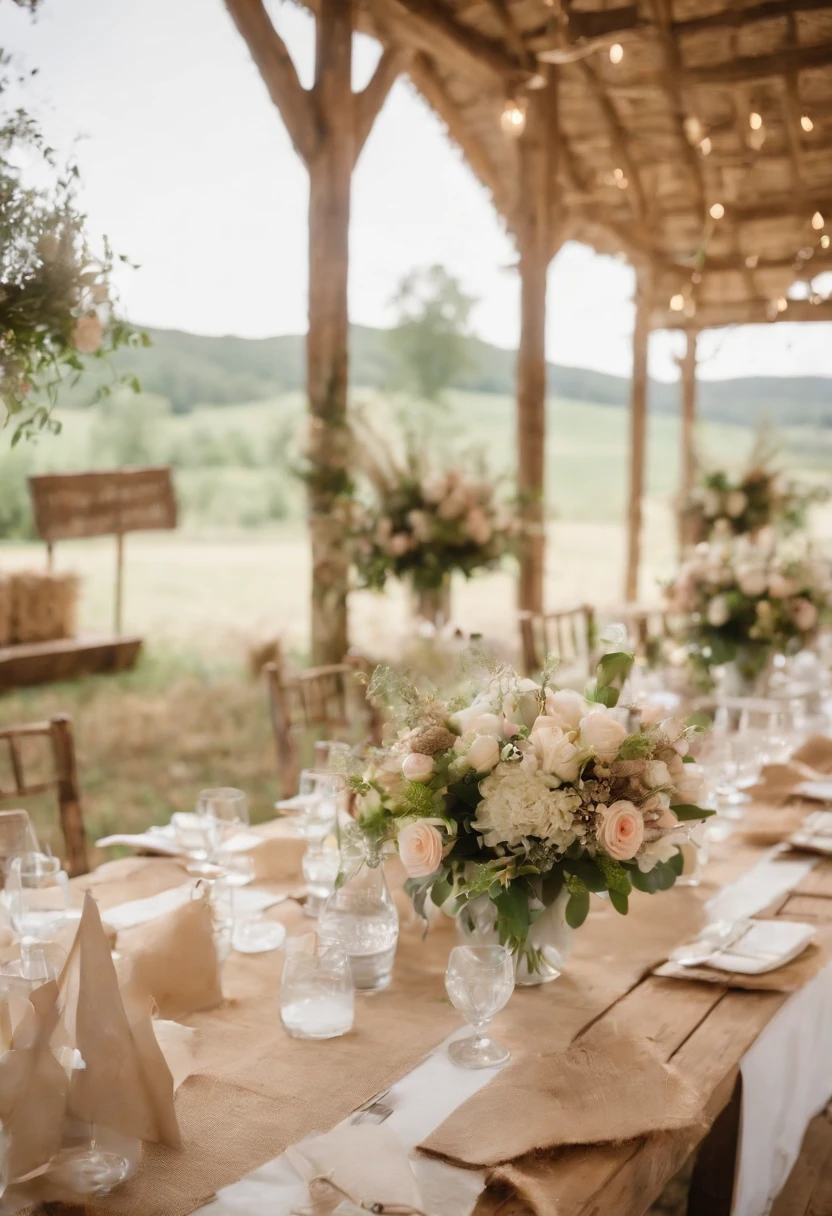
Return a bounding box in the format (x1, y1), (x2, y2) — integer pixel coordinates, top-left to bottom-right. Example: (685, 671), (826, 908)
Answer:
(793, 736), (832, 774)
(654, 921), (830, 992)
(96, 820), (306, 883)
(118, 887), (223, 1018)
(287, 1124), (424, 1215)
(420, 1025), (702, 1168)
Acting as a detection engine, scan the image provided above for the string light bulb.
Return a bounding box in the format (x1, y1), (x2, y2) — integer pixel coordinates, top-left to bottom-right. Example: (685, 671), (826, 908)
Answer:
(800, 115), (814, 132)
(684, 116), (704, 145)
(609, 43), (624, 64)
(500, 97), (527, 138)
(710, 202), (725, 219)
(821, 234), (831, 250)
(700, 137), (712, 156)
(670, 293), (685, 311)
(749, 111), (763, 130)
(811, 211), (825, 231)
(776, 297), (788, 313)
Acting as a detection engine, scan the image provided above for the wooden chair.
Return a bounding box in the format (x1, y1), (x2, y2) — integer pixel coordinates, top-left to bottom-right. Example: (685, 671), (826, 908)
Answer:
(0, 714), (88, 877)
(264, 660), (383, 797)
(610, 606), (671, 663)
(518, 605), (597, 678)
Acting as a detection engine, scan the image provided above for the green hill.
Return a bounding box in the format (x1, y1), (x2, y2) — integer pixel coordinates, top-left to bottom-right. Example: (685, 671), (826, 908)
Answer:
(72, 323), (829, 427)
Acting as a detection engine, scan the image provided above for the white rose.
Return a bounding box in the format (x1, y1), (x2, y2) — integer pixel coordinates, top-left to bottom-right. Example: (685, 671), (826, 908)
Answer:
(706, 596), (730, 627)
(578, 709), (628, 763)
(466, 712), (504, 737)
(725, 490), (748, 519)
(768, 573), (799, 599)
(462, 734), (501, 773)
(450, 696), (497, 735)
(529, 717), (581, 783)
(401, 753), (434, 783)
(545, 688), (589, 731)
(646, 760), (671, 788)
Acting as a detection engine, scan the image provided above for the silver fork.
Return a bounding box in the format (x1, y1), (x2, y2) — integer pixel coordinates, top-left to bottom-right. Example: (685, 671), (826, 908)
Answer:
(350, 1088), (393, 1125)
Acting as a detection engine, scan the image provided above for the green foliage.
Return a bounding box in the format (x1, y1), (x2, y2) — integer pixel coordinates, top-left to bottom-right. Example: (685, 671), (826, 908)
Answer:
(386, 266), (476, 403)
(565, 888), (590, 929)
(670, 802), (716, 820)
(585, 649), (634, 708)
(0, 445), (36, 539)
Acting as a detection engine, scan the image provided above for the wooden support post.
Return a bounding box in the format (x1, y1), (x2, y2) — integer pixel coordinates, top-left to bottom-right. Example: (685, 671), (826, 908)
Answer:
(624, 270), (652, 603)
(46, 541), (54, 573)
(225, 0), (401, 664)
(114, 532), (124, 636)
(678, 328), (699, 549)
(50, 713), (88, 878)
(516, 70), (558, 616)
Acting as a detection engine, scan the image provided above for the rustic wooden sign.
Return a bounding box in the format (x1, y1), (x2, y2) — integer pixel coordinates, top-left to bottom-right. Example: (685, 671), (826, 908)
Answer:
(28, 466), (177, 542)
(27, 467), (177, 635)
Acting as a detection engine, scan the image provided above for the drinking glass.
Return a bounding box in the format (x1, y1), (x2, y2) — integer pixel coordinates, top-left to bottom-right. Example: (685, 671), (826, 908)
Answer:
(199, 787), (252, 885)
(6, 852), (70, 940)
(280, 936), (354, 1040)
(0, 939), (66, 997)
(318, 849), (399, 991)
(445, 944), (515, 1069)
(171, 811), (216, 876)
(301, 842), (340, 919)
(296, 771), (340, 845)
(0, 810), (40, 888)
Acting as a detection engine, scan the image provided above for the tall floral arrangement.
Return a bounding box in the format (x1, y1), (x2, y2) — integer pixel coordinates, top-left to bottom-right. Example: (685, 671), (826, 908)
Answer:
(351, 436), (520, 594)
(682, 436), (827, 544)
(352, 648), (711, 971)
(665, 536), (832, 683)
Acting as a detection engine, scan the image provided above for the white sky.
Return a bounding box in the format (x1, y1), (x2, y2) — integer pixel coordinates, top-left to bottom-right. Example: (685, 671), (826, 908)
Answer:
(4, 0), (831, 383)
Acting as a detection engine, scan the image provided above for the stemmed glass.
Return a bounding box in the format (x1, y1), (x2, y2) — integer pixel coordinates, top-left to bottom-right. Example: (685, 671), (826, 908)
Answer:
(445, 944), (515, 1069)
(200, 787), (254, 886)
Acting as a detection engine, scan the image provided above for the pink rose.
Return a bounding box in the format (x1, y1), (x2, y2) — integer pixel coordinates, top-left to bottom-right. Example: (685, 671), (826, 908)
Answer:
(72, 313), (103, 354)
(401, 752), (434, 783)
(596, 800), (644, 861)
(791, 597), (818, 632)
(398, 821), (443, 878)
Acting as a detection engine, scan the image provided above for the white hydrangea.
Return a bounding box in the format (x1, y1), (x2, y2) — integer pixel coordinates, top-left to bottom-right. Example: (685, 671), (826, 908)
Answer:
(473, 760), (582, 849)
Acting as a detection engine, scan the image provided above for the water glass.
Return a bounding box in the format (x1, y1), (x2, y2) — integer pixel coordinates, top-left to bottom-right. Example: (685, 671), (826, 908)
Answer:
(280, 936), (354, 1040)
(6, 852), (70, 940)
(297, 771), (340, 845)
(301, 843), (340, 919)
(445, 943), (515, 1069)
(0, 810), (40, 888)
(318, 855), (399, 991)
(199, 787), (252, 883)
(0, 939), (66, 997)
(674, 823), (708, 887)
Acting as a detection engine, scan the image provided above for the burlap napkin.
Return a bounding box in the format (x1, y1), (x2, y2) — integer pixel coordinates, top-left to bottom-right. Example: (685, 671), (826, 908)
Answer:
(420, 1023), (702, 1168)
(60, 891), (181, 1148)
(654, 920), (831, 992)
(748, 763), (815, 807)
(793, 736), (832, 774)
(247, 820), (307, 883)
(117, 887), (222, 1018)
(286, 1125), (424, 1215)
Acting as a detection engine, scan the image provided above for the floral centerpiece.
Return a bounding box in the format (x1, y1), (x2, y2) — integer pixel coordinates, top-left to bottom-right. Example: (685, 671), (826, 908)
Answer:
(352, 648), (712, 979)
(665, 536), (832, 688)
(681, 438), (827, 545)
(351, 435), (519, 622)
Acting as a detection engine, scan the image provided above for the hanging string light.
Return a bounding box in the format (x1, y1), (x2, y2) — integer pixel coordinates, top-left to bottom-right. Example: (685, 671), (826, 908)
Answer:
(699, 136), (712, 156)
(749, 111), (763, 130)
(609, 43), (624, 64)
(821, 234), (831, 250)
(670, 293), (685, 311)
(500, 96), (527, 137)
(811, 211), (825, 231)
(709, 202), (725, 219)
(776, 297), (788, 312)
(684, 116), (704, 145)
(800, 115), (814, 132)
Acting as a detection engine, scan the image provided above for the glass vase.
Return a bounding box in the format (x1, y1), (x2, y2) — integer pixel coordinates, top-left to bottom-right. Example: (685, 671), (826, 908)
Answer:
(318, 844), (399, 992)
(457, 887), (573, 986)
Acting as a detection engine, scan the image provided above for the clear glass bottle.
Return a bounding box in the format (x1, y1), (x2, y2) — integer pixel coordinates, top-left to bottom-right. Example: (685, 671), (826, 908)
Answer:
(317, 839), (399, 992)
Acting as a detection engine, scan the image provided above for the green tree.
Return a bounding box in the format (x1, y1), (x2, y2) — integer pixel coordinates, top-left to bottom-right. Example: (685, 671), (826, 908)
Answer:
(387, 265), (476, 402)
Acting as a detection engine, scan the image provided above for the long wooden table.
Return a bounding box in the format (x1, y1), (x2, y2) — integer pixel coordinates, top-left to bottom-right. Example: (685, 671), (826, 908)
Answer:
(63, 816), (832, 1216)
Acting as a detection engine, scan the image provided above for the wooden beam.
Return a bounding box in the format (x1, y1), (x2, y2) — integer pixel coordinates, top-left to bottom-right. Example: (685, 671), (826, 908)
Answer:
(224, 0), (319, 166)
(373, 0), (522, 83)
(624, 271), (652, 603)
(516, 73), (558, 616)
(576, 57), (648, 220)
(685, 42), (832, 87)
(647, 0), (706, 220)
(673, 0), (832, 36)
(407, 51), (513, 222)
(779, 11), (809, 195)
(653, 297), (832, 329)
(354, 46), (403, 162)
(480, 0), (535, 70)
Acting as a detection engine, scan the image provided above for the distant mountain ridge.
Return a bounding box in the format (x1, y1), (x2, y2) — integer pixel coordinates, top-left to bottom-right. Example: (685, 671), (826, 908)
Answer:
(108, 324), (832, 427)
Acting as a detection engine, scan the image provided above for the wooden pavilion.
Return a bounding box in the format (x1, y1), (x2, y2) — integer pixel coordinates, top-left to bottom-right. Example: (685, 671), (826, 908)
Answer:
(226, 0), (832, 660)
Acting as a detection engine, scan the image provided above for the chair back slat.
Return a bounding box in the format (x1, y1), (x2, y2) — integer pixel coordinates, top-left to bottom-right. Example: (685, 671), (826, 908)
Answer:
(0, 714), (88, 876)
(264, 660), (381, 798)
(519, 605), (597, 676)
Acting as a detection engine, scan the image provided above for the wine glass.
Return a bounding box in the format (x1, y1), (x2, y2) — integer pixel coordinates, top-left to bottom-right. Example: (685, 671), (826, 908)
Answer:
(200, 787), (253, 885)
(445, 944), (514, 1069)
(6, 852), (70, 940)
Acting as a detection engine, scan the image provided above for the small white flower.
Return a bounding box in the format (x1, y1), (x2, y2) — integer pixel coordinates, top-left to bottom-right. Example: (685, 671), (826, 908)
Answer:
(706, 595), (730, 627)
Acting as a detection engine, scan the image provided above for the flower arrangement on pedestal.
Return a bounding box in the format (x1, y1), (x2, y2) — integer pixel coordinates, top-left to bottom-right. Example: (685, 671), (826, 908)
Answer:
(665, 536), (832, 688)
(681, 438), (827, 545)
(350, 438), (520, 617)
(352, 648), (712, 978)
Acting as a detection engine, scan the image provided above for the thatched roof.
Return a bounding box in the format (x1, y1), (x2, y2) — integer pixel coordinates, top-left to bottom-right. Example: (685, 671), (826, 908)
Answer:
(354, 0), (832, 330)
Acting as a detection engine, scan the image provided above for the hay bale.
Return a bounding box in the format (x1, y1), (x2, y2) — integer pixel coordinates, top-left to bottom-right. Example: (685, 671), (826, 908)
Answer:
(0, 573), (11, 647)
(10, 570), (79, 644)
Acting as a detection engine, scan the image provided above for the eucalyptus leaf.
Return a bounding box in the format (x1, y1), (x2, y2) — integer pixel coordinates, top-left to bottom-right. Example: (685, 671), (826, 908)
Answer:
(671, 803), (716, 820)
(565, 888), (590, 929)
(608, 889), (629, 915)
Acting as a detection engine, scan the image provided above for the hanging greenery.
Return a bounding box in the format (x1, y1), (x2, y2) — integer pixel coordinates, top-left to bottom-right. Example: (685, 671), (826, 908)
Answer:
(0, 49), (146, 444)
